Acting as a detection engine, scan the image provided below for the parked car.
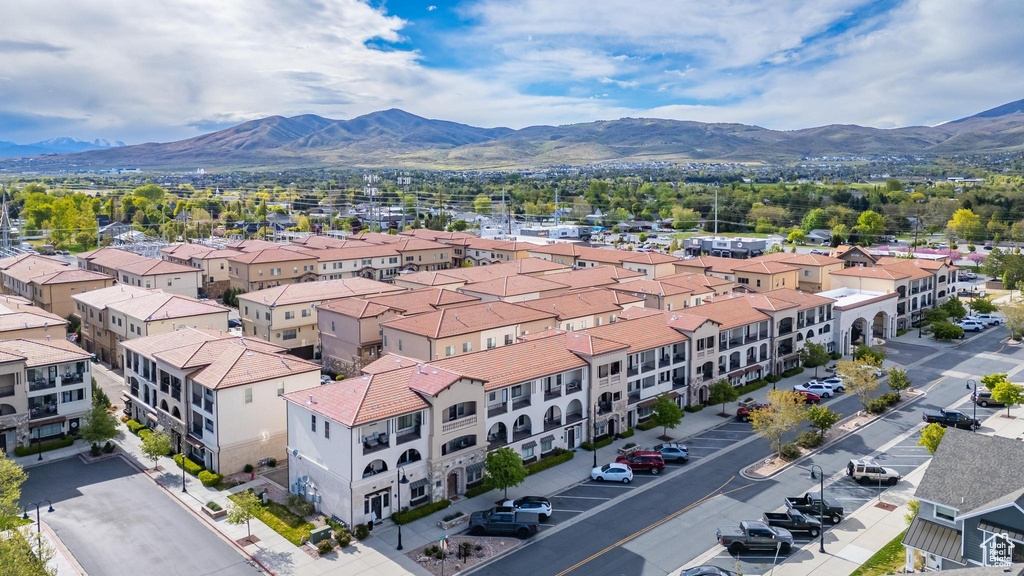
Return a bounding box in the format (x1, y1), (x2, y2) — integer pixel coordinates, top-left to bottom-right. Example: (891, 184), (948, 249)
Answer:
(736, 398), (770, 422)
(615, 451), (666, 475)
(592, 462), (633, 483)
(975, 314), (1003, 326)
(794, 389), (821, 404)
(794, 381), (836, 398)
(973, 388), (1004, 407)
(785, 493), (844, 524)
(653, 442), (689, 463)
(923, 408), (981, 430)
(501, 496), (551, 521)
(958, 319), (985, 332)
(320, 374), (333, 384)
(681, 566), (738, 576)
(846, 459), (901, 485)
(859, 365), (885, 377)
(716, 520), (793, 554)
(227, 318), (242, 329)
(965, 271), (978, 279)
(468, 508), (540, 538)
(820, 377), (847, 392)
(762, 510), (822, 537)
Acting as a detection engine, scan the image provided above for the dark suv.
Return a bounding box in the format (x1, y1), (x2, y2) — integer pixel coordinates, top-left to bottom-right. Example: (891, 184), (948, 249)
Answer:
(615, 451), (666, 475)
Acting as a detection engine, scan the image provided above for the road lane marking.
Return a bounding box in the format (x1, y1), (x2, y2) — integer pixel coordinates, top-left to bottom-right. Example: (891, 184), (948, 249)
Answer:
(553, 510), (586, 513)
(553, 476), (751, 576)
(926, 376), (947, 392)
(553, 496), (612, 500)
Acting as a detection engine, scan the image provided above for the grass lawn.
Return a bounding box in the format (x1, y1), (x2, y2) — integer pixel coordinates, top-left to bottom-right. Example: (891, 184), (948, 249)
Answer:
(849, 529), (907, 576)
(228, 493), (314, 546)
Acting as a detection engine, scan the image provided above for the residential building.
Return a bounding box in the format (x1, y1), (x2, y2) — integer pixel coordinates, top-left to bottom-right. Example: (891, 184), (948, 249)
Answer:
(875, 257), (954, 307)
(754, 252), (845, 292)
(381, 301), (558, 361)
(76, 248), (202, 297)
(0, 254), (114, 318)
(310, 244), (404, 281)
(122, 328), (320, 473)
(606, 275), (724, 311)
(673, 256), (799, 292)
(518, 288), (645, 331)
(457, 275), (569, 303)
(904, 429), (1024, 570)
(392, 258), (569, 291)
(541, 265), (645, 290)
(227, 248), (319, 292)
(161, 243), (243, 299)
(683, 236), (780, 258)
(319, 288), (479, 372)
(819, 287), (898, 355)
(829, 264), (933, 331)
(237, 278), (404, 358)
(444, 237), (537, 267)
(0, 296), (69, 341)
(831, 245), (879, 268)
(618, 252), (680, 280)
(527, 243), (677, 277)
(0, 338), (93, 453)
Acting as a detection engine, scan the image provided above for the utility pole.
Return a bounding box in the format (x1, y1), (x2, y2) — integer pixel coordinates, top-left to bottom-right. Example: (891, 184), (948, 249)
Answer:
(714, 187), (719, 236)
(398, 175), (411, 231)
(363, 174), (380, 233)
(554, 185), (560, 227)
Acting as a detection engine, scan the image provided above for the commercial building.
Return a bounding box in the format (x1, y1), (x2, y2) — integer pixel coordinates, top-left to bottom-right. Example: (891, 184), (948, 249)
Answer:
(683, 236), (780, 258)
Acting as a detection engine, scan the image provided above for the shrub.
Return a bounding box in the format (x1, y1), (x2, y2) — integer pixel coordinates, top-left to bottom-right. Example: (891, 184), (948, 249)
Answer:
(173, 453), (205, 476)
(317, 539), (334, 555)
(623, 442), (637, 449)
(896, 329), (908, 337)
(442, 511), (464, 522)
(244, 464), (254, 473)
(125, 419), (147, 435)
(878, 393), (901, 407)
(287, 495), (315, 517)
(684, 404), (704, 413)
(765, 374), (781, 383)
(525, 448), (573, 475)
(736, 379), (770, 394)
(465, 481), (493, 499)
(391, 499), (451, 525)
(781, 366), (805, 378)
(353, 524), (370, 540)
(335, 533), (351, 548)
(267, 457), (278, 467)
(90, 444), (102, 457)
(796, 431), (823, 449)
(779, 443), (801, 461)
(120, 415), (129, 423)
(13, 434), (74, 457)
(138, 428), (152, 441)
(618, 427), (635, 439)
(102, 441), (115, 453)
(828, 352), (842, 361)
(867, 398), (889, 414)
(198, 470), (223, 487)
(206, 501), (223, 511)
(635, 420), (658, 431)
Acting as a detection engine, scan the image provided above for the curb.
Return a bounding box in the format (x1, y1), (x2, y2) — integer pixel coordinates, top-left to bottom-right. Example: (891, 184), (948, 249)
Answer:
(739, 391), (927, 481)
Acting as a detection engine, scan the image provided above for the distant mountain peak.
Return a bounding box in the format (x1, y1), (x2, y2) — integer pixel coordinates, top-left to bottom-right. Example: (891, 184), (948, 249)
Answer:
(947, 97), (1024, 123)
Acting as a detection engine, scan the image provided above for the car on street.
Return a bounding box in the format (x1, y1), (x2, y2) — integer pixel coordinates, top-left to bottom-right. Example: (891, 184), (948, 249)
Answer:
(965, 272), (978, 279)
(615, 451), (666, 474)
(958, 319), (985, 332)
(681, 566), (738, 576)
(592, 462), (633, 483)
(716, 520), (793, 554)
(794, 389), (821, 404)
(501, 496), (552, 521)
(846, 459), (901, 485)
(923, 408), (981, 430)
(762, 510), (822, 537)
(653, 442), (689, 463)
(468, 508), (540, 538)
(973, 388), (1004, 407)
(859, 364), (885, 377)
(785, 493), (844, 524)
(794, 381), (836, 398)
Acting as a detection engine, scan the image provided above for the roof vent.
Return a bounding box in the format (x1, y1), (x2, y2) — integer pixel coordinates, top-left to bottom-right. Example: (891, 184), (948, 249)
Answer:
(45, 335), (50, 340)
(306, 394), (315, 405)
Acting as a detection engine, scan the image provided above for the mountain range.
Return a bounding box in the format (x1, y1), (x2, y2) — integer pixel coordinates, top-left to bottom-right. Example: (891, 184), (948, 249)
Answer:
(0, 137), (124, 159)
(3, 100), (1024, 172)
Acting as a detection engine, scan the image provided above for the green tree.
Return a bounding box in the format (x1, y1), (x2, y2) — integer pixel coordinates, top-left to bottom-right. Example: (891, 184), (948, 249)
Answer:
(0, 451), (54, 575)
(0, 451), (28, 530)
(992, 381), (1024, 417)
(671, 207), (700, 230)
(133, 184), (167, 203)
(917, 423), (946, 454)
(968, 298), (997, 314)
(805, 404), (841, 441)
(905, 499), (920, 527)
(1005, 300), (1024, 340)
(91, 378), (110, 410)
(931, 321), (964, 340)
(941, 297), (967, 320)
(801, 208), (828, 232)
(981, 373), (1009, 390)
(838, 361), (880, 411)
(296, 215), (311, 232)
(764, 243), (784, 254)
(449, 220), (469, 232)
(473, 195), (492, 216)
(141, 430), (172, 470)
(947, 208), (982, 241)
(485, 447), (527, 499)
(852, 344), (886, 364)
(80, 402), (119, 448)
(831, 223), (850, 245)
(854, 210), (885, 241)
(228, 489), (261, 541)
(887, 367), (911, 398)
(651, 394), (685, 437)
(787, 229), (806, 245)
(799, 342), (829, 378)
(751, 390), (806, 458)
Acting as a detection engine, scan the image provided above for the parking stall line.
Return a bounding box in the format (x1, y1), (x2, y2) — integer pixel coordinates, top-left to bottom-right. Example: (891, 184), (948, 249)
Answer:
(553, 509), (587, 513)
(553, 495), (613, 500)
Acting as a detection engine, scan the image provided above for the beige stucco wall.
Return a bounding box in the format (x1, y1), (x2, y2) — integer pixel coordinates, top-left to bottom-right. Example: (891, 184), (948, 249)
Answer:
(38, 278), (116, 319)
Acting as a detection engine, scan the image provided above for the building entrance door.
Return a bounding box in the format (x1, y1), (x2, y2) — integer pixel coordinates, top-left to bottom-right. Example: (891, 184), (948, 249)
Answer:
(447, 471), (459, 498)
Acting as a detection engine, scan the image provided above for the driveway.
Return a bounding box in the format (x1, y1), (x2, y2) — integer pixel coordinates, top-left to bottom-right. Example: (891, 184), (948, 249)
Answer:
(20, 457), (262, 576)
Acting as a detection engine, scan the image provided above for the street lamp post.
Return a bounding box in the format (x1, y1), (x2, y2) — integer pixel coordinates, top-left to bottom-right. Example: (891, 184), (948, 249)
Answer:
(178, 436), (188, 493)
(22, 500), (54, 556)
(808, 465), (826, 553)
(36, 426), (43, 461)
(966, 379), (978, 432)
(592, 402), (599, 469)
(396, 468), (409, 550)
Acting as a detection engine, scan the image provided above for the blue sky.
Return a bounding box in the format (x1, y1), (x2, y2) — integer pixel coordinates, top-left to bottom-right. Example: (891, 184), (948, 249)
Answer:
(1, 0), (1023, 144)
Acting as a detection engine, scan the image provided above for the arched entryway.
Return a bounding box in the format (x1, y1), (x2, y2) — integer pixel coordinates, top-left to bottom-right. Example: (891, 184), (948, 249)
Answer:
(872, 311), (889, 339)
(446, 470), (460, 499)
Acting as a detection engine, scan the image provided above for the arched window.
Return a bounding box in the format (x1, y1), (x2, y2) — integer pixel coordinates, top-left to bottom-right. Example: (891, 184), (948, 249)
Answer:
(160, 399), (169, 412)
(362, 459), (388, 478)
(172, 406), (181, 419)
(806, 330), (814, 340)
(398, 449), (421, 465)
(823, 324), (831, 333)
(0, 404), (15, 416)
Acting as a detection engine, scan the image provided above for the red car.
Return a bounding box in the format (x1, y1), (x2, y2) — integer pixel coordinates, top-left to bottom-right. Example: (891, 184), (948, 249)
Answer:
(795, 390), (821, 404)
(615, 451), (666, 475)
(737, 402), (770, 422)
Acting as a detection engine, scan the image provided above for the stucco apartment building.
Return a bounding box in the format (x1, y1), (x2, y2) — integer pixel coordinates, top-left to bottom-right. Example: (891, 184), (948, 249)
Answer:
(754, 252), (845, 292)
(444, 237), (538, 267)
(76, 248), (202, 298)
(238, 278), (404, 359)
(0, 254), (114, 318)
(829, 264), (934, 331)
(457, 275), (571, 303)
(674, 256), (800, 292)
(122, 328), (320, 473)
(228, 248), (319, 292)
(161, 243), (242, 299)
(518, 288), (646, 331)
(381, 300), (558, 361)
(0, 338), (93, 454)
(0, 296), (69, 341)
(392, 258), (569, 291)
(606, 273), (729, 311)
(319, 288), (479, 372)
(73, 285), (229, 367)
(527, 243), (679, 279)
(540, 265), (645, 290)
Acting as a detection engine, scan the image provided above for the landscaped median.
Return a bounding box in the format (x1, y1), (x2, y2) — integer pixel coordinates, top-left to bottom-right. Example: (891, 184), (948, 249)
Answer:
(227, 491), (315, 546)
(849, 530), (909, 576)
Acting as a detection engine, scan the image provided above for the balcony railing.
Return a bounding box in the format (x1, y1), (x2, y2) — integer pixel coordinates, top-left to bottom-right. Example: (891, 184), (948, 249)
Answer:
(512, 427), (532, 442)
(627, 366), (639, 377)
(628, 390), (640, 404)
(659, 355), (671, 365)
(28, 379), (56, 392)
(597, 402), (613, 415)
(203, 400), (213, 413)
(29, 402), (58, 420)
(565, 380), (582, 395)
(487, 403), (507, 418)
(673, 353), (685, 363)
(672, 377), (686, 389)
(512, 396), (531, 411)
(544, 419), (561, 432)
(441, 414), (477, 434)
(190, 426), (203, 439)
(61, 372), (85, 385)
(544, 387), (562, 401)
(396, 428), (421, 445)
(641, 361), (655, 372)
(362, 439), (390, 455)
(565, 412), (584, 425)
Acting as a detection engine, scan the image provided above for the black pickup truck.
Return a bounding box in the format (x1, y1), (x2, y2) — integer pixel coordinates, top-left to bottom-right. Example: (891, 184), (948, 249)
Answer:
(763, 510), (822, 536)
(785, 493), (844, 524)
(468, 508), (540, 539)
(922, 409), (980, 430)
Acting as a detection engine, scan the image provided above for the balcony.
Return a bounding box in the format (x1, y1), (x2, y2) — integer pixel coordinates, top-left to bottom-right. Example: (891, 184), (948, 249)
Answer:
(659, 355), (671, 365)
(487, 403), (508, 418)
(512, 396), (531, 411)
(641, 361), (655, 372)
(203, 400), (213, 413)
(565, 411), (584, 425)
(192, 393), (202, 407)
(543, 419), (561, 432)
(512, 427), (532, 442)
(362, 437), (390, 455)
(672, 377), (686, 389)
(396, 428), (421, 445)
(29, 401), (58, 420)
(28, 379), (56, 392)
(190, 425), (203, 439)
(628, 390), (640, 404)
(565, 380), (583, 395)
(627, 366), (639, 377)
(60, 372), (85, 385)
(442, 414), (477, 434)
(0, 384), (14, 398)
(673, 353), (685, 363)
(597, 402), (613, 415)
(544, 387), (562, 401)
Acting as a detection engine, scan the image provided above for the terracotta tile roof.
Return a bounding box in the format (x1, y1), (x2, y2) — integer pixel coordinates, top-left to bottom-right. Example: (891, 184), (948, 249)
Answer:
(395, 271), (466, 287)
(389, 238), (450, 252)
(121, 327), (232, 357)
(228, 248), (317, 265)
(876, 257), (949, 271)
(731, 260), (800, 274)
(155, 336), (285, 368)
(756, 252), (844, 266)
(666, 313), (718, 332)
(114, 258), (199, 277)
(72, 285), (152, 309)
(517, 327), (567, 342)
(0, 253), (56, 270)
(658, 272), (733, 291)
(290, 236), (374, 250)
(30, 269), (112, 285)
(189, 344), (320, 390)
(0, 298), (68, 331)
(759, 288), (836, 310)
(238, 277), (402, 306)
(563, 331), (629, 356)
(542, 266), (645, 289)
(434, 336), (589, 391)
(519, 287), (642, 320)
(675, 295), (773, 329)
(0, 338), (92, 367)
(318, 298), (394, 319)
(78, 248), (151, 269)
(608, 279), (695, 297)
(160, 243), (217, 259)
(455, 237), (539, 252)
(457, 274), (568, 297)
(0, 295), (32, 306)
(585, 311), (689, 351)
(382, 301), (556, 338)
(1, 255), (69, 283)
(225, 239), (281, 252)
(107, 292), (229, 321)
(672, 255), (746, 275)
(528, 243), (645, 265)
(396, 259), (567, 287)
(361, 287), (478, 316)
(741, 293), (800, 312)
(616, 306), (664, 320)
(829, 266), (913, 280)
(406, 364), (464, 396)
(361, 354), (421, 374)
(399, 229), (475, 241)
(349, 232), (405, 244)
(286, 368), (430, 426)
(312, 244), (400, 262)
(195, 249), (246, 260)
(621, 252), (678, 265)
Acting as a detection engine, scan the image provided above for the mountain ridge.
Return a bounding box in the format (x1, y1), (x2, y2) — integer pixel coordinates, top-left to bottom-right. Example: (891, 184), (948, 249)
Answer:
(3, 99), (1024, 171)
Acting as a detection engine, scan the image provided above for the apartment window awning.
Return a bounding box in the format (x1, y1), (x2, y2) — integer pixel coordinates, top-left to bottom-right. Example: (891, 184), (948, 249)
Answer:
(522, 441), (537, 449)
(409, 478), (429, 490)
(466, 461), (485, 475)
(745, 365), (762, 374)
(902, 517), (964, 565)
(639, 391), (679, 409)
(541, 435), (555, 444)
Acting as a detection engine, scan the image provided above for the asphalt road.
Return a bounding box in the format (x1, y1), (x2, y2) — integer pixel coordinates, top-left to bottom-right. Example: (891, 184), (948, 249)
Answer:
(20, 457), (262, 576)
(478, 326), (1013, 576)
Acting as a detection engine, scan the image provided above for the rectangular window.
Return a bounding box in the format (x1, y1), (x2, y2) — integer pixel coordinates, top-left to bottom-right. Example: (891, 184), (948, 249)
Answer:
(486, 337), (496, 349)
(311, 414), (317, 433)
(463, 342), (472, 353)
(541, 437), (553, 453)
(277, 382), (284, 397)
(398, 339), (403, 351)
(282, 329), (297, 340)
(934, 505), (956, 522)
(445, 345), (455, 357)
(244, 388), (253, 404)
(522, 445), (535, 459)
(265, 312), (270, 321)
(505, 334), (513, 345)
(285, 311), (295, 320)
(301, 309), (310, 317)
(324, 421), (330, 439)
